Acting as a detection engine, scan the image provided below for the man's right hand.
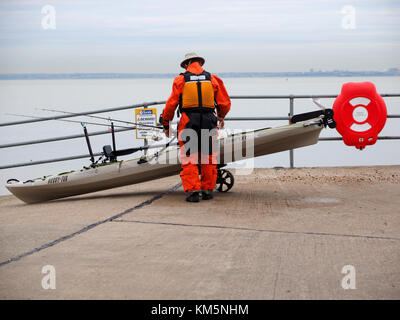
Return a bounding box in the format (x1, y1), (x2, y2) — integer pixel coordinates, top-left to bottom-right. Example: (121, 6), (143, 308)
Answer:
(217, 116), (225, 128)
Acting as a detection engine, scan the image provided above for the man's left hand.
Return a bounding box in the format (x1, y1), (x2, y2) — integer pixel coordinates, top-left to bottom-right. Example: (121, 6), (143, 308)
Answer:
(164, 128), (170, 138)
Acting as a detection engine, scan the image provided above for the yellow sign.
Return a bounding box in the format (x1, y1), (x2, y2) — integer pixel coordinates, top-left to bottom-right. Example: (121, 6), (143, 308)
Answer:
(135, 108), (157, 139)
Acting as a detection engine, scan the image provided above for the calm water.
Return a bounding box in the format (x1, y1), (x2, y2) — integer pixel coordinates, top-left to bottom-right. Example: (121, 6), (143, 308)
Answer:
(0, 76), (399, 195)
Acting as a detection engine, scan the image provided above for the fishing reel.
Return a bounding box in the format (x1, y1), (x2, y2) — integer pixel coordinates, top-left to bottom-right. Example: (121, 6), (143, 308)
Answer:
(102, 145), (116, 162)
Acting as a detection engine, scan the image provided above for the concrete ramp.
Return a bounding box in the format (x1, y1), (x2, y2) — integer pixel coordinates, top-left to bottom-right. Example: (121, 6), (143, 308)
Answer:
(0, 166), (399, 299)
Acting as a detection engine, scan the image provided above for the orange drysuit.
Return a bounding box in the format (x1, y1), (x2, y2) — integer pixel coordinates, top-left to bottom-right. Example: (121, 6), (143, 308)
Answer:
(162, 62), (231, 192)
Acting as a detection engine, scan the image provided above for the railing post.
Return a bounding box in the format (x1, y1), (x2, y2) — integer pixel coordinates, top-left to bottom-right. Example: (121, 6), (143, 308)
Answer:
(143, 105), (148, 157)
(289, 96), (294, 168)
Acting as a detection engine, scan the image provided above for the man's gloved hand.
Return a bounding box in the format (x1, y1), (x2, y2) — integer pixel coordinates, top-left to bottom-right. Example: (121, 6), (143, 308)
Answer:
(217, 116), (225, 128)
(158, 114), (164, 127)
(160, 113), (171, 137)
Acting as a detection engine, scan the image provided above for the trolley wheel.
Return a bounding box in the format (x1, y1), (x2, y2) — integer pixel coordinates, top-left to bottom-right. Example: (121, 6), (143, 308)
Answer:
(216, 169), (234, 192)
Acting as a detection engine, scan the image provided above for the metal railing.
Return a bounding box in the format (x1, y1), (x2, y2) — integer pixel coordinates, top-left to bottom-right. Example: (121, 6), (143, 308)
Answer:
(0, 94), (399, 170)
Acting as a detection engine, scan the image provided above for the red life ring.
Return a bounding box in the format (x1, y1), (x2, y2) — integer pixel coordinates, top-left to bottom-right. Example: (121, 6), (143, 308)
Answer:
(332, 82), (387, 150)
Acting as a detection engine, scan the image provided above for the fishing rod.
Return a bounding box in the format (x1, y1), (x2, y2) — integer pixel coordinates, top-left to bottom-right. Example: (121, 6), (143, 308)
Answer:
(7, 112), (175, 166)
(5, 113), (134, 129)
(105, 139), (179, 157)
(38, 107), (163, 130)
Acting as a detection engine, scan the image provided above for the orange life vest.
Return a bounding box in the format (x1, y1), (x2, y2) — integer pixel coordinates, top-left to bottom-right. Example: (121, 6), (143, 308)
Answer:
(179, 71), (215, 111)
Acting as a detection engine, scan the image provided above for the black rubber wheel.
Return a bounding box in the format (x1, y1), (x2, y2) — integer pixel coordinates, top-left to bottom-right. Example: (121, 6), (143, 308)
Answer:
(216, 169), (234, 192)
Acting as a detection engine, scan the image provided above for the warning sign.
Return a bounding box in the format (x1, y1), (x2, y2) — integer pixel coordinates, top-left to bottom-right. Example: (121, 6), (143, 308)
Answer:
(135, 108), (157, 139)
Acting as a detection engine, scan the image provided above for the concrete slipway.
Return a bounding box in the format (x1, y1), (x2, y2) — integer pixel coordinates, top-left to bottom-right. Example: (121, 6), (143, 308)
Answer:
(0, 166), (399, 299)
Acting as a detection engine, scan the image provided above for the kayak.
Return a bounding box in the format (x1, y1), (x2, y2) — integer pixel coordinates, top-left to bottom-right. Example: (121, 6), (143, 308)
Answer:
(6, 119), (323, 204)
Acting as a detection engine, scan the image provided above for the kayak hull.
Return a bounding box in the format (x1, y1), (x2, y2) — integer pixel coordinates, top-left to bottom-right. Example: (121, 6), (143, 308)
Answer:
(6, 121), (323, 203)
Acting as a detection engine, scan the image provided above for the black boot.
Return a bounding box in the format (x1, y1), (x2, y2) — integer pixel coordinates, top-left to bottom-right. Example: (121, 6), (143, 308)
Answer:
(186, 191), (200, 202)
(201, 190), (213, 200)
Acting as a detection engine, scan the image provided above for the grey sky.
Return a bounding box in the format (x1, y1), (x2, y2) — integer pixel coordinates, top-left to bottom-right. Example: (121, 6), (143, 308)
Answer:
(0, 0), (399, 73)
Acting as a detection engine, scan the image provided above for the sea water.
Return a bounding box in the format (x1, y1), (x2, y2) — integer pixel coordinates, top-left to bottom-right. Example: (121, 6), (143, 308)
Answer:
(0, 76), (399, 195)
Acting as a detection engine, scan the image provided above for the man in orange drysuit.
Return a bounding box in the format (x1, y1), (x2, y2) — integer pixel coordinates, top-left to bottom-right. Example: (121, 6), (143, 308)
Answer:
(161, 53), (231, 202)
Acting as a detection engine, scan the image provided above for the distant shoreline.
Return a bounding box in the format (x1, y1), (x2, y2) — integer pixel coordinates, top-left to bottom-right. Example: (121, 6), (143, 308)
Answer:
(0, 70), (399, 80)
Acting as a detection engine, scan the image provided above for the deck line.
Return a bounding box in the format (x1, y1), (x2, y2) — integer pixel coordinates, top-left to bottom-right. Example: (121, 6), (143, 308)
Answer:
(114, 219), (400, 241)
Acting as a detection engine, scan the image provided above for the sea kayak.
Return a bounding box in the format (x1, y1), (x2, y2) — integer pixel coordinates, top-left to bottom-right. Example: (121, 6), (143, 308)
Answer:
(6, 119), (323, 203)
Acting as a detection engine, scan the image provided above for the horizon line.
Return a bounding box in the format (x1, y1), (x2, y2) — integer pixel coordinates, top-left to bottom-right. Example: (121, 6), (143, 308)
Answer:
(0, 69), (399, 80)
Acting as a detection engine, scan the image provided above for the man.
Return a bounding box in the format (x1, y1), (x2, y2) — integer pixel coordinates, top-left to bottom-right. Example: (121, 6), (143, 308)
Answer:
(161, 53), (231, 202)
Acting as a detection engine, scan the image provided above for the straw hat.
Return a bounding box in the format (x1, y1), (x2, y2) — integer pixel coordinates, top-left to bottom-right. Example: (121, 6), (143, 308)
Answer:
(180, 52), (205, 68)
